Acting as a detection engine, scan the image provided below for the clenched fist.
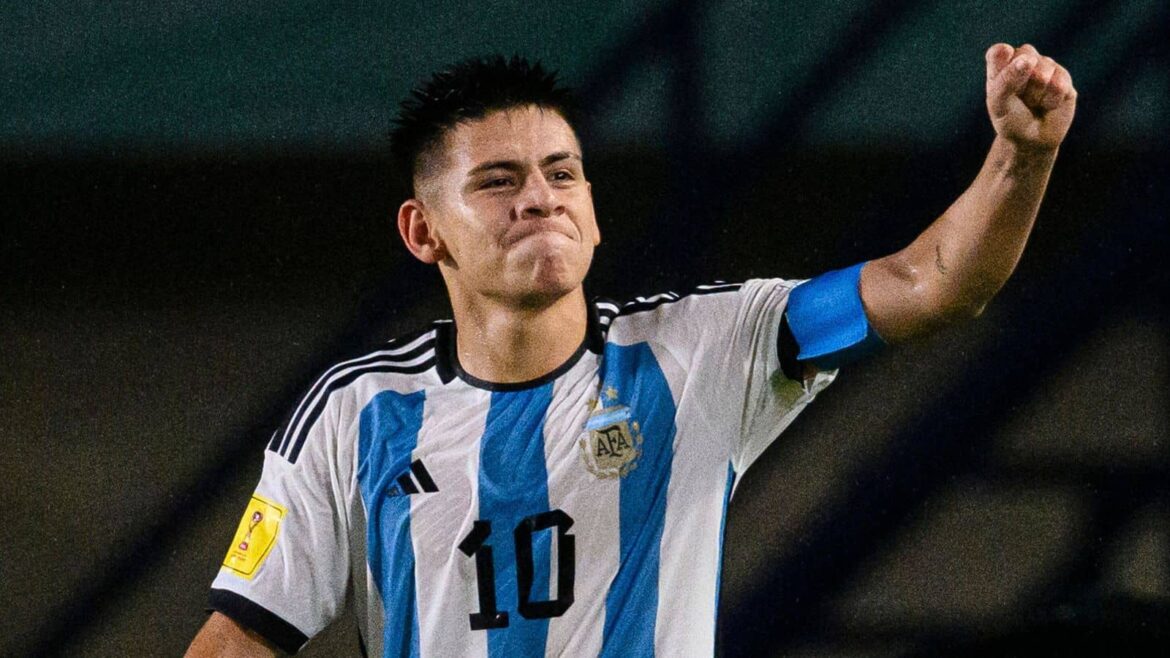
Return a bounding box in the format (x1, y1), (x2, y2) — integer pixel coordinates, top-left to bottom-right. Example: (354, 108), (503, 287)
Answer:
(985, 43), (1077, 150)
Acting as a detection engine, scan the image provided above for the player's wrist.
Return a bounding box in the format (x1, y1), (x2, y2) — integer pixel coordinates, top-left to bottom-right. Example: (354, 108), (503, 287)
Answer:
(999, 135), (1061, 157)
(989, 135), (1059, 177)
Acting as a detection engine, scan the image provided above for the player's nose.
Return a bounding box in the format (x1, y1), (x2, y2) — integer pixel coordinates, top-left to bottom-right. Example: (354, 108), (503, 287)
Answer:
(516, 172), (561, 219)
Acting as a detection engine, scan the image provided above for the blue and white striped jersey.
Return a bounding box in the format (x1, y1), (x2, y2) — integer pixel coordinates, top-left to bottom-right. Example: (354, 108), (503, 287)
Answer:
(209, 278), (836, 656)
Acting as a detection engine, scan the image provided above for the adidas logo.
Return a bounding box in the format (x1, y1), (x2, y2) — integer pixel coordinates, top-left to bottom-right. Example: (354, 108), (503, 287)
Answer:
(388, 459), (439, 496)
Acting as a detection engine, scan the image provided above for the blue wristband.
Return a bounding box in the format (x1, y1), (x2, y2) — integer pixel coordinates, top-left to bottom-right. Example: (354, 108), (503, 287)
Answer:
(785, 262), (885, 370)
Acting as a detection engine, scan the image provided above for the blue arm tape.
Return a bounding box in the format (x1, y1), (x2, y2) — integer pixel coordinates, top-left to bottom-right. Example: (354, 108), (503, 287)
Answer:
(786, 262), (886, 370)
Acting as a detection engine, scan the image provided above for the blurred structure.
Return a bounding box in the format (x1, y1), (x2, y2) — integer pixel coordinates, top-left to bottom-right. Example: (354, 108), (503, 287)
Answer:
(2, 1), (1166, 656)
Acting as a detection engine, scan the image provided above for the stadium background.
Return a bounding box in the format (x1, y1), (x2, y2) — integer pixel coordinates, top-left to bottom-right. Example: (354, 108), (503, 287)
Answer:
(2, 1), (1167, 655)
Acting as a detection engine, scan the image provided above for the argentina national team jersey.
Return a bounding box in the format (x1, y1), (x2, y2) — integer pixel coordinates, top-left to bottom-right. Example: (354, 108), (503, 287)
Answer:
(209, 278), (836, 656)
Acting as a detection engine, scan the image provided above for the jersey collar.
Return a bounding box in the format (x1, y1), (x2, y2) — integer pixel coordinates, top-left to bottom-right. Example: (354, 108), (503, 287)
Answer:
(434, 300), (606, 390)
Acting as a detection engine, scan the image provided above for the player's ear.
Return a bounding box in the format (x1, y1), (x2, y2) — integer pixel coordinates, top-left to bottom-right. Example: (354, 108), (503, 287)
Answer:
(397, 199), (446, 264)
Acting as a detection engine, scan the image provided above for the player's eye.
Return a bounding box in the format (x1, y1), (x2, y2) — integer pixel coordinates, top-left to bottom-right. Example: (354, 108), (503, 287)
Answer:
(549, 170), (575, 183)
(480, 177), (514, 190)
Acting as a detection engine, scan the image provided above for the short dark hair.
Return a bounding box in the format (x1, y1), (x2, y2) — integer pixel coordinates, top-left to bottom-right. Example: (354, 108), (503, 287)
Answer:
(390, 55), (579, 195)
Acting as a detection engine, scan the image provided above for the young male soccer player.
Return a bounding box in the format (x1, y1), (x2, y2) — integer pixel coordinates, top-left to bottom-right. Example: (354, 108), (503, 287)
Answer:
(188, 43), (1076, 656)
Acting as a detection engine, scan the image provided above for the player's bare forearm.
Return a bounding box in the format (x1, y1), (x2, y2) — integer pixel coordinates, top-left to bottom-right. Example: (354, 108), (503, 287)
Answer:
(861, 137), (1056, 340)
(860, 43), (1076, 343)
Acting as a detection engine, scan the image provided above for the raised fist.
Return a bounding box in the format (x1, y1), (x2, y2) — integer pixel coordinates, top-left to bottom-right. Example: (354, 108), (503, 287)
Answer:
(985, 43), (1077, 150)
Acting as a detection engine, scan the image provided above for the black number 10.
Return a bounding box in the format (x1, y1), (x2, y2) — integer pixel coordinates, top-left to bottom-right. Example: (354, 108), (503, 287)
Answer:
(457, 509), (576, 630)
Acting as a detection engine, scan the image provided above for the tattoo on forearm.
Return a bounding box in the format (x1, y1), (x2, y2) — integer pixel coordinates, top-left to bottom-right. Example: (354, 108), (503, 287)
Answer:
(935, 245), (948, 274)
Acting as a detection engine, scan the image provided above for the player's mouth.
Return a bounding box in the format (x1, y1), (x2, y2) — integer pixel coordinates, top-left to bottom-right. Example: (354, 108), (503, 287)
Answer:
(505, 221), (577, 247)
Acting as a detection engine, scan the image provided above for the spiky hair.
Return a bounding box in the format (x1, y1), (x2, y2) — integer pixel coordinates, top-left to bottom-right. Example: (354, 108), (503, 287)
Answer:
(390, 55), (579, 195)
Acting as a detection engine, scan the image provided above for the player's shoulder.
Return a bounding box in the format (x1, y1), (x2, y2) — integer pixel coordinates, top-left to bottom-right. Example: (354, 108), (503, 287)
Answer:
(324, 322), (444, 384)
(596, 278), (794, 322)
(594, 278), (798, 344)
(592, 281), (740, 340)
(597, 281), (739, 316)
(265, 322), (445, 462)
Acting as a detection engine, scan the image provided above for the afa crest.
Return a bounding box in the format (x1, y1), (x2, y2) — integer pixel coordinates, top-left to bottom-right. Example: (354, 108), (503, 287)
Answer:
(580, 386), (644, 479)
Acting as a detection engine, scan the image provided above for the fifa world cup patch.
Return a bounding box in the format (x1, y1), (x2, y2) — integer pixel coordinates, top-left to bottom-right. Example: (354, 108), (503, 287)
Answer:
(580, 385), (644, 479)
(222, 494), (286, 579)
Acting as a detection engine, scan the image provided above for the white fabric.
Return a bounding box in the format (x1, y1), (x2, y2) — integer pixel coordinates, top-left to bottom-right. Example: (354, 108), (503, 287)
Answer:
(209, 278), (837, 656)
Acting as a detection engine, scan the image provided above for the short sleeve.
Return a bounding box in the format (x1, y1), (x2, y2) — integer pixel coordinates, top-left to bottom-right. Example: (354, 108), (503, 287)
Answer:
(723, 278), (837, 474)
(208, 394), (352, 654)
(626, 279), (837, 476)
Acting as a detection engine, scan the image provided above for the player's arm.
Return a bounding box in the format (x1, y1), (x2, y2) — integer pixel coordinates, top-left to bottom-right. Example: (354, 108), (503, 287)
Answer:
(859, 43), (1076, 343)
(186, 611), (278, 657)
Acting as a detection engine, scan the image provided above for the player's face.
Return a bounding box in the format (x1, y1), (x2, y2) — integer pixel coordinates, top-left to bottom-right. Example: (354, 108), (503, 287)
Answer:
(417, 105), (600, 309)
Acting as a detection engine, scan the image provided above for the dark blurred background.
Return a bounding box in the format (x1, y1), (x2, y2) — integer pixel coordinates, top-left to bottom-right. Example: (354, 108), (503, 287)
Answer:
(2, 1), (1167, 656)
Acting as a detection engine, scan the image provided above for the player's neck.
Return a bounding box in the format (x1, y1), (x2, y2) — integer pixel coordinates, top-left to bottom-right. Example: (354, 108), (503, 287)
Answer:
(449, 287), (588, 385)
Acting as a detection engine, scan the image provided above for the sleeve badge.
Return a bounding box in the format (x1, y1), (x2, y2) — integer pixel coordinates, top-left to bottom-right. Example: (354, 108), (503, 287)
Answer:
(221, 493), (287, 580)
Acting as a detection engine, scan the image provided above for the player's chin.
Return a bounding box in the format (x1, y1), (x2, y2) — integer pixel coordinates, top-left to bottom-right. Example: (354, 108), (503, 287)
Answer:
(509, 252), (591, 307)
(532, 261), (581, 295)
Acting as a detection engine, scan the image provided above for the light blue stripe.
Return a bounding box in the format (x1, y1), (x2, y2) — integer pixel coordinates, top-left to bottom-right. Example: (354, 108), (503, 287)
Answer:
(585, 406), (631, 429)
(600, 342), (678, 658)
(358, 390), (425, 658)
(478, 385), (554, 657)
(714, 464), (736, 637)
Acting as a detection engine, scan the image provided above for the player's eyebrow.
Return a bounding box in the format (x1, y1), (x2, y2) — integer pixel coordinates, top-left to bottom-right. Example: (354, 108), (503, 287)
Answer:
(466, 159), (522, 177)
(466, 152), (582, 177)
(540, 151), (582, 167)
